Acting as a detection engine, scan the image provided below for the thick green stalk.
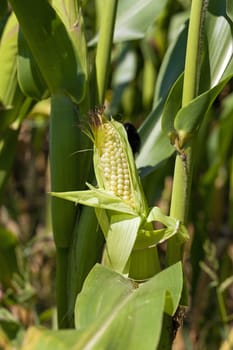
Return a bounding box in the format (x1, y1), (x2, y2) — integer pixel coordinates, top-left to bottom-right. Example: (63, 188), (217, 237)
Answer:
(95, 0), (118, 104)
(56, 248), (69, 329)
(50, 94), (81, 328)
(166, 0), (206, 266)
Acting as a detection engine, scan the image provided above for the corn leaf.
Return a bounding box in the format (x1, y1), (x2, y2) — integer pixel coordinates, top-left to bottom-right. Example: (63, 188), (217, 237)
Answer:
(201, 11), (233, 90)
(130, 206), (190, 249)
(21, 263), (182, 349)
(17, 30), (48, 100)
(51, 188), (137, 216)
(147, 206), (178, 227)
(104, 214), (141, 273)
(153, 23), (188, 107)
(134, 227), (188, 250)
(137, 1), (233, 175)
(0, 13), (18, 106)
(91, 0), (167, 45)
(174, 76), (233, 147)
(161, 74), (183, 138)
(74, 262), (182, 350)
(20, 327), (84, 349)
(9, 0), (86, 102)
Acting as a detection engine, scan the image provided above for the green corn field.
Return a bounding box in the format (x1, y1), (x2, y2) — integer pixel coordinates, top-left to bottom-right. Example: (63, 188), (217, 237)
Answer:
(0, 0), (233, 349)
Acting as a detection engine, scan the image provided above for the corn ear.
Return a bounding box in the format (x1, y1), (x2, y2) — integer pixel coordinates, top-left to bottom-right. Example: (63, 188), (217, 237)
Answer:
(90, 112), (148, 216)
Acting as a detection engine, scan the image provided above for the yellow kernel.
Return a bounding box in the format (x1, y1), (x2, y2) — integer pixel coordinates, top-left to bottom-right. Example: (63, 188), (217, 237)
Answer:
(118, 178), (124, 185)
(111, 165), (117, 172)
(123, 184), (130, 192)
(123, 195), (130, 201)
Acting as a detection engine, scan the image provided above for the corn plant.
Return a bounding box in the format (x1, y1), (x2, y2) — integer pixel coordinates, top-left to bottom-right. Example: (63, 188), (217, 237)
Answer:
(0, 0), (233, 349)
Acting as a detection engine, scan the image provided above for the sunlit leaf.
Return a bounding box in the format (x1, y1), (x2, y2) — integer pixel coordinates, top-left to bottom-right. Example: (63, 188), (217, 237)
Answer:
(51, 188), (136, 216)
(9, 0), (86, 102)
(74, 263), (183, 349)
(91, 0), (167, 44)
(104, 214), (141, 273)
(17, 30), (48, 100)
(136, 101), (174, 177)
(0, 13), (18, 106)
(174, 76), (232, 147)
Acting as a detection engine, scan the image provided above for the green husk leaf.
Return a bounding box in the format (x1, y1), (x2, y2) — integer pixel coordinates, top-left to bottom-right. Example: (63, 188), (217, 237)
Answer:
(134, 228), (183, 250)
(104, 214), (141, 273)
(50, 188), (137, 216)
(147, 206), (178, 228)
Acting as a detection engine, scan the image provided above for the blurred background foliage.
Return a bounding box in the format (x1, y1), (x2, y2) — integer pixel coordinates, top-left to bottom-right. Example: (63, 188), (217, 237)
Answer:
(0, 0), (232, 349)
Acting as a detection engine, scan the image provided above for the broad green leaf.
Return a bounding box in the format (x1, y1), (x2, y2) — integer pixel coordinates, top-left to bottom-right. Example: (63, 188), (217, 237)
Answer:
(174, 76), (232, 147)
(114, 0), (167, 42)
(50, 0), (88, 78)
(110, 44), (137, 114)
(202, 5), (233, 89)
(136, 114), (174, 177)
(21, 264), (183, 349)
(75, 264), (135, 330)
(74, 263), (182, 350)
(17, 30), (48, 100)
(51, 188), (136, 216)
(91, 0), (167, 44)
(0, 13), (18, 106)
(112, 45), (137, 86)
(135, 24), (188, 175)
(9, 0), (86, 102)
(20, 327), (84, 350)
(162, 74), (233, 148)
(104, 214), (141, 273)
(153, 22), (188, 106)
(138, 0), (233, 176)
(161, 73), (183, 138)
